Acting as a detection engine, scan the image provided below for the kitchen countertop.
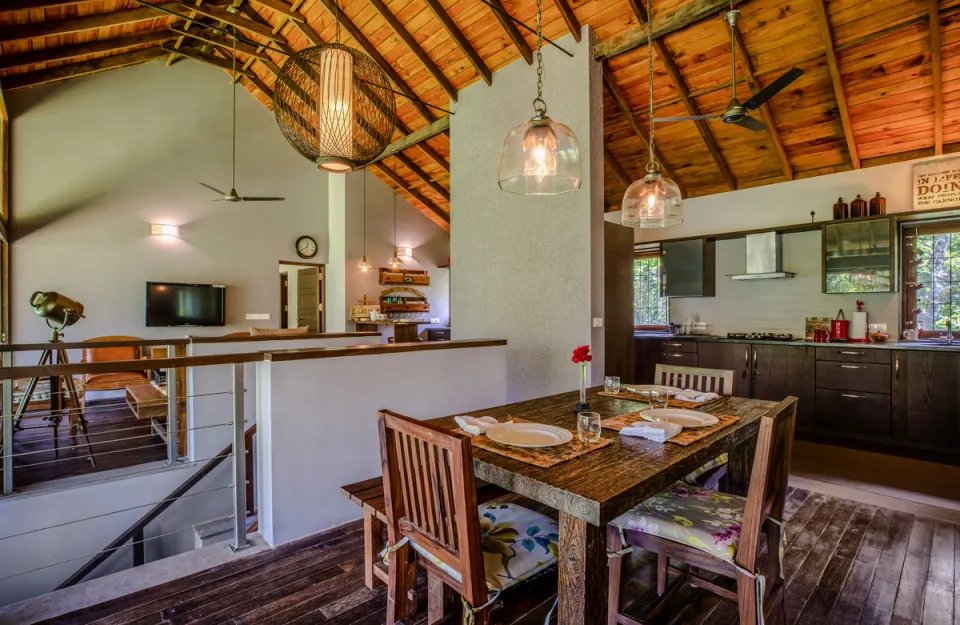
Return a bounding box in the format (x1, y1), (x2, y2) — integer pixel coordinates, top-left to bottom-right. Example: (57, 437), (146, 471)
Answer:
(634, 333), (960, 352)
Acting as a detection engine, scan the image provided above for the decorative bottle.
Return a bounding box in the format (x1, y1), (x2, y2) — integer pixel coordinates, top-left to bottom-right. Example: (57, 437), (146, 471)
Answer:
(850, 194), (867, 218)
(833, 197), (848, 220)
(869, 192), (886, 216)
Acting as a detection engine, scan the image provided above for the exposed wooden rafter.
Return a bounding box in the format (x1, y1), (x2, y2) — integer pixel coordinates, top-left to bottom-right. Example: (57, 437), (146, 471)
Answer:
(594, 0), (730, 60)
(731, 27), (793, 180)
(812, 0), (860, 169)
(236, 4), (296, 54)
(249, 0), (304, 22)
(424, 0), (493, 86)
(371, 117), (451, 166)
(3, 46), (168, 91)
(188, 3), (286, 44)
(605, 148), (632, 190)
(372, 162), (450, 231)
(367, 0), (458, 103)
(486, 0), (533, 65)
(0, 2), (179, 42)
(394, 152), (450, 202)
(929, 0), (944, 156)
(0, 30), (175, 72)
(552, 0), (581, 42)
(162, 43), (255, 78)
(601, 64), (684, 195)
(169, 26), (273, 66)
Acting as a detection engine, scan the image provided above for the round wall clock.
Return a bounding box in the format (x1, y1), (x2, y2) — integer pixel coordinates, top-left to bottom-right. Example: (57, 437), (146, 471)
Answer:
(296, 235), (318, 259)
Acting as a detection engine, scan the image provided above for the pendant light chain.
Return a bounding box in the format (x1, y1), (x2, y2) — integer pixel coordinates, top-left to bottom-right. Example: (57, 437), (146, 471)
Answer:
(362, 171), (367, 258)
(232, 25), (238, 190)
(533, 0), (545, 115)
(646, 0), (658, 175)
(393, 157), (398, 251)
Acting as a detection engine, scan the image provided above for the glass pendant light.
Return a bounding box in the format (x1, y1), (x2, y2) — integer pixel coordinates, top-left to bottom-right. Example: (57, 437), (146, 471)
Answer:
(498, 0), (581, 195)
(621, 0), (683, 228)
(388, 170), (403, 269)
(357, 171), (370, 271)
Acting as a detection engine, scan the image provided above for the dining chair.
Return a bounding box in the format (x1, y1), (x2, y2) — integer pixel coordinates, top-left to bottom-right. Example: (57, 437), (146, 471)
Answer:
(377, 410), (560, 625)
(606, 396), (797, 625)
(654, 364), (735, 396)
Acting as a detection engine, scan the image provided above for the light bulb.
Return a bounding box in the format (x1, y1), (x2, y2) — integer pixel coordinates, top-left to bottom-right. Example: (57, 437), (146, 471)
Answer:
(357, 256), (370, 272)
(621, 171), (683, 229)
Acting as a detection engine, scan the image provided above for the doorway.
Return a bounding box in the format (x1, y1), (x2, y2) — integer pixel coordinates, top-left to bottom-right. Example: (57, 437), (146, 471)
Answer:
(278, 261), (326, 332)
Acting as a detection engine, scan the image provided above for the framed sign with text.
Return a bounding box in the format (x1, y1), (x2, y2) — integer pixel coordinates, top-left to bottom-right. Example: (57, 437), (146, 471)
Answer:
(914, 158), (960, 210)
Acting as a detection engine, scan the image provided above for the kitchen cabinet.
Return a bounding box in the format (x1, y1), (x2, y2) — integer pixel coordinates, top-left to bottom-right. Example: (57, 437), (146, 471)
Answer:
(661, 239), (716, 298)
(814, 347), (891, 438)
(892, 351), (960, 452)
(696, 342), (751, 395)
(822, 217), (893, 294)
(634, 338), (698, 383)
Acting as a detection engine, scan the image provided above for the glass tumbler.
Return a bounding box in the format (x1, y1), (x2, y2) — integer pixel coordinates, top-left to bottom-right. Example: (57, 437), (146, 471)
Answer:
(648, 390), (669, 409)
(577, 412), (602, 443)
(604, 376), (621, 395)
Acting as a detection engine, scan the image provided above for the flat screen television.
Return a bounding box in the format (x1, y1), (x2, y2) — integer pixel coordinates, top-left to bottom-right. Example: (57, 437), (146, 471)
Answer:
(146, 282), (225, 327)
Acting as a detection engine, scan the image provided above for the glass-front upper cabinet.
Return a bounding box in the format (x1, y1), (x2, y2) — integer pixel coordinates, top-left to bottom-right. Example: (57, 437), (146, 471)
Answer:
(822, 217), (893, 293)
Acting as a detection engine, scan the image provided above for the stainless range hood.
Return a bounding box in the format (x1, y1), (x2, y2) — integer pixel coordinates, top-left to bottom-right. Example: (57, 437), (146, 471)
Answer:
(728, 232), (796, 281)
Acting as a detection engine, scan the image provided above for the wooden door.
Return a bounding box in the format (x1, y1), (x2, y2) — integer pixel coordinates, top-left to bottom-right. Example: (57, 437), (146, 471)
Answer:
(297, 267), (319, 332)
(604, 222), (635, 382)
(634, 339), (662, 384)
(279, 273), (289, 329)
(892, 351), (960, 451)
(753, 344), (816, 430)
(696, 342), (751, 396)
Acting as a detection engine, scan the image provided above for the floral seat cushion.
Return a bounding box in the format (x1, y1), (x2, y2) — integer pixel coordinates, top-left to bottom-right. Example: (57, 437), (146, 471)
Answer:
(611, 483), (745, 563)
(410, 502), (559, 592)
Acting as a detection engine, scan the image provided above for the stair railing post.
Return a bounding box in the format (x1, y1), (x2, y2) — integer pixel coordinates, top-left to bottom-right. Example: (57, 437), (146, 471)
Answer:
(166, 357), (178, 464)
(2, 350), (13, 495)
(231, 362), (248, 551)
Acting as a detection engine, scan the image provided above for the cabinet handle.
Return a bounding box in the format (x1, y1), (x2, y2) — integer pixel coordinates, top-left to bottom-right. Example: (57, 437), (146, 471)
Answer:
(666, 353), (684, 358)
(840, 365), (865, 369)
(744, 348), (749, 368)
(666, 343), (684, 347)
(839, 351), (864, 355)
(895, 354), (900, 379)
(841, 393), (864, 399)
(753, 348), (758, 377)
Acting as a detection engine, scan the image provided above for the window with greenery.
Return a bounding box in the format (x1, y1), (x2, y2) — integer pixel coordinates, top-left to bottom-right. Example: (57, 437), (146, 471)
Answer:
(634, 250), (668, 328)
(903, 221), (960, 333)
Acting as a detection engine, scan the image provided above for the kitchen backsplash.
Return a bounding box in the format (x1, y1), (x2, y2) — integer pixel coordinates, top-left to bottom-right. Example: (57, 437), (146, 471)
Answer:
(668, 230), (900, 338)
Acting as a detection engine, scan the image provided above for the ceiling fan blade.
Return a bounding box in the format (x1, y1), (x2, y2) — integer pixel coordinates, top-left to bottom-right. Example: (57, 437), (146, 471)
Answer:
(241, 197), (286, 202)
(732, 115), (768, 131)
(741, 67), (804, 110)
(199, 182), (227, 195)
(654, 114), (721, 122)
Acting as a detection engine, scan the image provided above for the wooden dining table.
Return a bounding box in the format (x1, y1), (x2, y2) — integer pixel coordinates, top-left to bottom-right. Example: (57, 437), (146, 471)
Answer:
(428, 386), (779, 625)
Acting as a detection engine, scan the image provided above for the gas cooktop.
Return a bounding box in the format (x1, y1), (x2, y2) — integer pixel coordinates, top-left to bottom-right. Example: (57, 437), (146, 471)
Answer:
(726, 332), (795, 342)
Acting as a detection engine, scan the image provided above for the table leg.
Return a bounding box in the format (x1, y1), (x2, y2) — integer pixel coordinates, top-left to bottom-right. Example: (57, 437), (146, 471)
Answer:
(558, 512), (607, 625)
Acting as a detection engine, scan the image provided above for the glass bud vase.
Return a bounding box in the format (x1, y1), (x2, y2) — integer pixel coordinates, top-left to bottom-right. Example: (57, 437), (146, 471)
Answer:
(575, 362), (590, 412)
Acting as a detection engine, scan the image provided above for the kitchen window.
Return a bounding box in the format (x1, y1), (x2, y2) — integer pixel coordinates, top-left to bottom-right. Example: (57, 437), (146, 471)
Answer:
(634, 244), (669, 329)
(902, 219), (960, 335)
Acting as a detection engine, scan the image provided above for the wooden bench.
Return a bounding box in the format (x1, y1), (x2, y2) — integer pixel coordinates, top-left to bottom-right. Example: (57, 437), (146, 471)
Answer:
(341, 476), (510, 590)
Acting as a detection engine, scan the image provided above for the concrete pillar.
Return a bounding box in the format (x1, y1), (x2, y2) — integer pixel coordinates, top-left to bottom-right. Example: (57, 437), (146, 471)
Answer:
(326, 173), (347, 332)
(450, 28), (605, 402)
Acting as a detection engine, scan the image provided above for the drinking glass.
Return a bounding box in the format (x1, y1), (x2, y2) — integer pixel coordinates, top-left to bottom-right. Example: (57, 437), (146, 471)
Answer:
(604, 376), (621, 395)
(577, 412), (602, 443)
(648, 390), (669, 409)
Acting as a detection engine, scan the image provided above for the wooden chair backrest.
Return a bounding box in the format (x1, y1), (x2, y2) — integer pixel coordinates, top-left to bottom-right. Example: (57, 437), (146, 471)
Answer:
(377, 410), (487, 606)
(735, 396), (798, 573)
(654, 364), (735, 396)
(81, 335), (143, 363)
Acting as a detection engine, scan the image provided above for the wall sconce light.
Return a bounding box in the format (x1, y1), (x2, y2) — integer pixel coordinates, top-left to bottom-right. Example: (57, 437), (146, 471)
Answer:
(151, 224), (180, 238)
(397, 246), (413, 259)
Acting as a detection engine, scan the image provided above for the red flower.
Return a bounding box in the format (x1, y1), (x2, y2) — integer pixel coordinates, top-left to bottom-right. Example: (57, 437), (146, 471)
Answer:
(572, 345), (592, 364)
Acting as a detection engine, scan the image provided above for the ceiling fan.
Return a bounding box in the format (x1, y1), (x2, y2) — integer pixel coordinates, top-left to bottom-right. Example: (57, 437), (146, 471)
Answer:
(653, 7), (803, 131)
(200, 26), (285, 203)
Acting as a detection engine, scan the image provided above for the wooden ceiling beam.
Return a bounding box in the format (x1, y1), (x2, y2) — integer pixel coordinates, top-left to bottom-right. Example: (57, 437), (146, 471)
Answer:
(367, 0), (458, 103)
(552, 0), (581, 42)
(605, 148), (632, 191)
(601, 63), (683, 195)
(315, 0), (436, 123)
(0, 2), (179, 42)
(424, 0), (493, 86)
(236, 4), (295, 54)
(3, 46), (168, 91)
(594, 0), (730, 60)
(188, 3), (286, 44)
(929, 0), (944, 156)
(0, 29), (175, 72)
(371, 117), (451, 166)
(169, 26), (274, 65)
(249, 0), (303, 22)
(732, 27), (793, 180)
(812, 0), (860, 169)
(161, 43), (255, 77)
(394, 152), (450, 202)
(486, 0), (533, 65)
(372, 163), (450, 230)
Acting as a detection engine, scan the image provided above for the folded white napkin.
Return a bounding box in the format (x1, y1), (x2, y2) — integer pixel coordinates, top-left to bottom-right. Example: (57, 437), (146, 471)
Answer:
(620, 421), (683, 442)
(454, 415), (506, 435)
(675, 389), (720, 403)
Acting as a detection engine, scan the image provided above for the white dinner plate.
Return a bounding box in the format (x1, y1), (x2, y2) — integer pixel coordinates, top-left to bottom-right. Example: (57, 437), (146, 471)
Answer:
(485, 423), (573, 448)
(639, 408), (719, 429)
(627, 385), (683, 397)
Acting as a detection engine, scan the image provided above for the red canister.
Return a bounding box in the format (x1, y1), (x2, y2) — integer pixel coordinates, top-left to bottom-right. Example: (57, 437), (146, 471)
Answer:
(831, 309), (850, 342)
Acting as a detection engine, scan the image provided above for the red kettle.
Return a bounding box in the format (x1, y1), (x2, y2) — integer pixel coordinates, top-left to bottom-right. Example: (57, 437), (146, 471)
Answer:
(831, 309), (850, 342)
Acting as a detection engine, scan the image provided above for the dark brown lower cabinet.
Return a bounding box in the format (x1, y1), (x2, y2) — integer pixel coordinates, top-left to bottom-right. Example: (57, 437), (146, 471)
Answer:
(815, 388), (891, 437)
(892, 350), (960, 452)
(696, 342), (751, 396)
(753, 345), (816, 431)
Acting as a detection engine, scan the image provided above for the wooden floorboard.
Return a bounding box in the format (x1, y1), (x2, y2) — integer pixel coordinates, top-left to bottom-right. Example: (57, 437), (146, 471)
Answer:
(36, 489), (960, 625)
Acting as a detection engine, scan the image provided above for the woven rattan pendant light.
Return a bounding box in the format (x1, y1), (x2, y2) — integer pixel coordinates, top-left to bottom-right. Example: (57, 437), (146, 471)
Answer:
(273, 1), (396, 173)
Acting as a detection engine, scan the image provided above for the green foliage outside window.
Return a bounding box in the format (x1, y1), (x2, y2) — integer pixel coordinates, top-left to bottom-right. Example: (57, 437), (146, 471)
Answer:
(634, 256), (668, 326)
(914, 232), (960, 331)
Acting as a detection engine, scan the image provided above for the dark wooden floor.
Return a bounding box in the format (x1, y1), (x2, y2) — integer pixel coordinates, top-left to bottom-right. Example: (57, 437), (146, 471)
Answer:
(38, 488), (960, 625)
(3, 400), (166, 489)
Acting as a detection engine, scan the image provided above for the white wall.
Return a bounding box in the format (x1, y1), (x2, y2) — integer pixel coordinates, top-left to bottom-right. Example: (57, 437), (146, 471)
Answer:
(256, 343), (507, 545)
(345, 169), (450, 339)
(450, 29), (605, 401)
(7, 60), (330, 344)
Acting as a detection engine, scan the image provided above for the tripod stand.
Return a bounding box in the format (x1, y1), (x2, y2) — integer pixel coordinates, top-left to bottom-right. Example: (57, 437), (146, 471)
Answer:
(12, 322), (96, 467)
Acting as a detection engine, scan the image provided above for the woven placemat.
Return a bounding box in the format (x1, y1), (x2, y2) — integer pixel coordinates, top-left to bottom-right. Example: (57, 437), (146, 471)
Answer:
(453, 417), (612, 469)
(600, 411), (740, 446)
(599, 390), (723, 411)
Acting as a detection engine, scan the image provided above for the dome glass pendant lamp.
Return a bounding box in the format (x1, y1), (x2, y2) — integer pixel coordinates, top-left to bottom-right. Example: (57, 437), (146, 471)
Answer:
(498, 0), (581, 195)
(358, 172), (371, 271)
(621, 0), (682, 228)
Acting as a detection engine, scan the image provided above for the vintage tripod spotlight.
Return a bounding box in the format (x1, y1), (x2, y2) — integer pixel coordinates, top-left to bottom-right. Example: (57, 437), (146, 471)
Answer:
(12, 291), (95, 465)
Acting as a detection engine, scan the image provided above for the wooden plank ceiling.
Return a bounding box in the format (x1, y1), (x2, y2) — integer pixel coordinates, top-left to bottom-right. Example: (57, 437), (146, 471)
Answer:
(0, 0), (956, 230)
